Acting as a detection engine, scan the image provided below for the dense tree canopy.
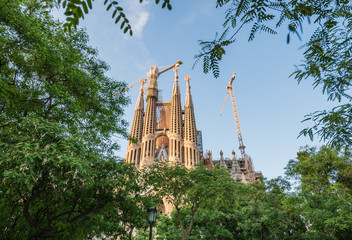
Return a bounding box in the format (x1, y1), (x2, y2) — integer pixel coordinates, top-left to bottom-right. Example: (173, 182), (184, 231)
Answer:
(1, 0), (131, 152)
(155, 146), (352, 240)
(0, 118), (148, 239)
(146, 163), (238, 240)
(0, 1), (152, 239)
(285, 146), (352, 239)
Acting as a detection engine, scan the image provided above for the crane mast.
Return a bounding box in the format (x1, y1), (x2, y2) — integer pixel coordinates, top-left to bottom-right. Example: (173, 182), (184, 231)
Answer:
(220, 73), (257, 182)
(220, 73), (246, 159)
(227, 75), (246, 161)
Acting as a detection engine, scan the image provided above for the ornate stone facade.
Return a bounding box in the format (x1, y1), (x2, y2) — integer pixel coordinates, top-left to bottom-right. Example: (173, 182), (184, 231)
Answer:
(208, 150), (263, 183)
(126, 65), (199, 170)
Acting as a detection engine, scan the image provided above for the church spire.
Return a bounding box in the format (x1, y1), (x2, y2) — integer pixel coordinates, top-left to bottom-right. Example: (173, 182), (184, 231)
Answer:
(135, 79), (145, 111)
(183, 75), (199, 168)
(231, 150), (243, 181)
(126, 80), (145, 168)
(140, 66), (159, 168)
(168, 65), (183, 165)
(185, 75), (193, 108)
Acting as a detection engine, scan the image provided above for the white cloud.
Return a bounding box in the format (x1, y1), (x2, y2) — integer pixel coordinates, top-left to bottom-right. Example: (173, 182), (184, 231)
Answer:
(132, 11), (149, 37)
(121, 0), (150, 38)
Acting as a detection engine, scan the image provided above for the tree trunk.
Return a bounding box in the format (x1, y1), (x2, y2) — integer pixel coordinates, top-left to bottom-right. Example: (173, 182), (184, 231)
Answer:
(128, 226), (134, 240)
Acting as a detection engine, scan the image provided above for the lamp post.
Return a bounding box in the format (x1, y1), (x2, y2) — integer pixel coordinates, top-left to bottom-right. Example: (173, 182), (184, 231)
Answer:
(147, 207), (157, 240)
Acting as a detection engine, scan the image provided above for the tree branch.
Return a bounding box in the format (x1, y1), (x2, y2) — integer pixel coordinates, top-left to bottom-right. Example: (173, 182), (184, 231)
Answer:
(175, 205), (186, 239)
(185, 200), (199, 237)
(68, 205), (104, 223)
(23, 185), (42, 234)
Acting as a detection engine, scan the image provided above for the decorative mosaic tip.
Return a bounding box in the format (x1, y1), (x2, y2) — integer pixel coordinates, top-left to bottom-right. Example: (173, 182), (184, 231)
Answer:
(173, 65), (179, 80)
(185, 75), (191, 89)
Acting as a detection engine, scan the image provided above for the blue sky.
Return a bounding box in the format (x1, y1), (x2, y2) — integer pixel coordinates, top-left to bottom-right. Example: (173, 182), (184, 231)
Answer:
(55, 0), (335, 179)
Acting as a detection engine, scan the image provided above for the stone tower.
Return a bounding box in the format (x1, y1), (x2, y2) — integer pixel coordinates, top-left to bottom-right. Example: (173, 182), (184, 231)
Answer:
(126, 65), (199, 169)
(140, 66), (158, 168)
(126, 80), (145, 168)
(183, 75), (199, 168)
(168, 66), (183, 165)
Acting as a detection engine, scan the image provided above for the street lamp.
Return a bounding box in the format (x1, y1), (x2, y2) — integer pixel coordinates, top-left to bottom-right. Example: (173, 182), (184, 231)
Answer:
(147, 207), (157, 240)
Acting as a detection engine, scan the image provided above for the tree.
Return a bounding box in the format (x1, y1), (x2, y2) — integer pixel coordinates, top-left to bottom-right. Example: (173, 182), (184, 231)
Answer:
(0, 118), (147, 239)
(146, 163), (237, 240)
(1, 0), (130, 149)
(155, 174), (304, 240)
(0, 1), (150, 238)
(285, 146), (352, 239)
(195, 0), (352, 147)
(152, 146), (351, 240)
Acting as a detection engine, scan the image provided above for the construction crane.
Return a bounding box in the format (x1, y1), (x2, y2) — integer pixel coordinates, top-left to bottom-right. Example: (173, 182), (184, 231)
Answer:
(220, 73), (257, 183)
(110, 79), (146, 98)
(158, 60), (182, 75)
(109, 60), (183, 97)
(220, 73), (246, 161)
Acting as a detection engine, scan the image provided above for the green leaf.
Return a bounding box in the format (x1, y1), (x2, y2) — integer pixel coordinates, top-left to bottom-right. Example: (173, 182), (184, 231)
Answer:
(112, 9), (117, 18)
(86, 0), (92, 9)
(82, 1), (88, 14)
(120, 20), (126, 29)
(107, 3), (112, 11)
(115, 14), (121, 23)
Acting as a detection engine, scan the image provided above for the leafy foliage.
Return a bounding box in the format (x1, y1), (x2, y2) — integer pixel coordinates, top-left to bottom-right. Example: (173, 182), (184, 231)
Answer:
(0, 1), (152, 238)
(295, 24), (352, 146)
(156, 176), (302, 240)
(194, 30), (235, 78)
(146, 163), (237, 240)
(286, 146), (352, 239)
(53, 0), (173, 34)
(0, 0), (129, 153)
(0, 118), (147, 239)
(155, 146), (352, 240)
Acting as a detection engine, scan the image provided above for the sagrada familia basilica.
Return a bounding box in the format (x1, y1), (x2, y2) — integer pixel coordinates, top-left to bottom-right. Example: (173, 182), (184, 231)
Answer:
(125, 62), (262, 188)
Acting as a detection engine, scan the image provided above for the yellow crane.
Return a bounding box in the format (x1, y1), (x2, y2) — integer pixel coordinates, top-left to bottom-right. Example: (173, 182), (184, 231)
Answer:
(220, 73), (246, 159)
(109, 60), (182, 97)
(220, 73), (255, 181)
